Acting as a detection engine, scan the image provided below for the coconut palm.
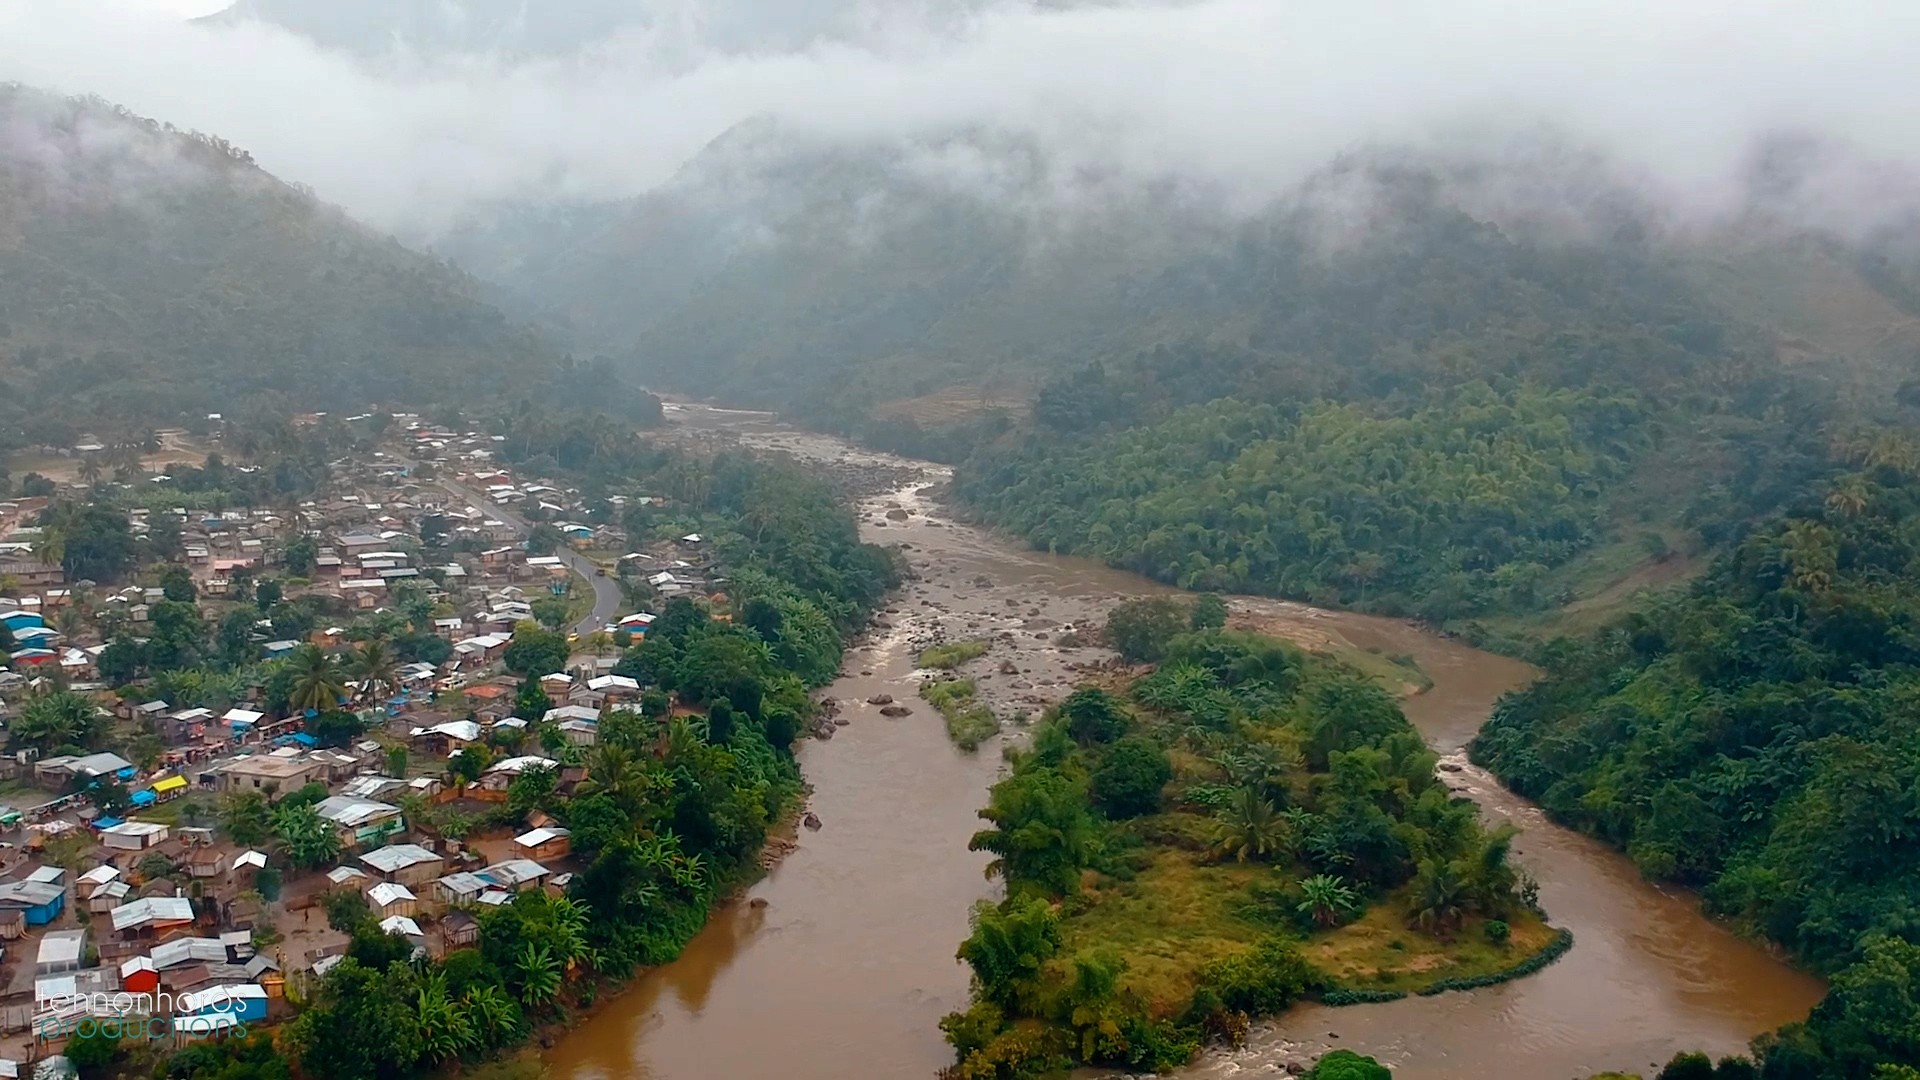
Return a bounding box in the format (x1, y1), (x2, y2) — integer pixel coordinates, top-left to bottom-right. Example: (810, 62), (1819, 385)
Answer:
(1825, 477), (1871, 518)
(77, 455), (103, 488)
(1211, 786), (1284, 863)
(1408, 859), (1470, 934)
(286, 644), (346, 713)
(577, 744), (655, 813)
(349, 639), (401, 705)
(1298, 874), (1360, 929)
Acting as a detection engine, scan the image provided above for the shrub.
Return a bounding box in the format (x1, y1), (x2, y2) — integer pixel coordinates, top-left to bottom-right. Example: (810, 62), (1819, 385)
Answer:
(1091, 737), (1172, 819)
(1308, 1049), (1392, 1079)
(1483, 919), (1510, 946)
(1058, 688), (1129, 746)
(1198, 936), (1323, 1015)
(919, 640), (989, 670)
(1656, 1052), (1716, 1080)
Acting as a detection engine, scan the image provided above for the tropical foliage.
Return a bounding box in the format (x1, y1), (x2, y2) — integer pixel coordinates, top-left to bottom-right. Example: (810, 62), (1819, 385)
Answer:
(944, 628), (1541, 1077)
(1472, 458), (1920, 1079)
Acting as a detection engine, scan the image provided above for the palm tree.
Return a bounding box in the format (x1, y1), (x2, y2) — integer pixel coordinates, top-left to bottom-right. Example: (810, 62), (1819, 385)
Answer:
(77, 455), (103, 488)
(1408, 859), (1470, 934)
(1825, 477), (1871, 518)
(1211, 786), (1284, 863)
(348, 639), (401, 706)
(1297, 873), (1360, 929)
(33, 529), (65, 570)
(286, 644), (345, 714)
(514, 942), (561, 1008)
(1779, 520), (1838, 594)
(577, 744), (654, 813)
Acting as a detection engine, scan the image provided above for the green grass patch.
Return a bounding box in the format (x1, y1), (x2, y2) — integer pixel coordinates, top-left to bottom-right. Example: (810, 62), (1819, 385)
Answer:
(1301, 894), (1561, 995)
(1056, 840), (1566, 1020)
(1060, 842), (1273, 1017)
(920, 676), (999, 751)
(918, 639), (990, 670)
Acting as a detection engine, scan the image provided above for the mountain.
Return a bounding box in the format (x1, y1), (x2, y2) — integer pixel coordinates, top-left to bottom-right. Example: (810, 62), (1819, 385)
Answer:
(454, 127), (1920, 426)
(0, 85), (650, 448)
(441, 124), (1920, 626)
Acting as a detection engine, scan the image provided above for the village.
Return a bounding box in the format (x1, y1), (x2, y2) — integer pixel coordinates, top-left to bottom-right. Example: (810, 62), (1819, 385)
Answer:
(0, 414), (737, 1067)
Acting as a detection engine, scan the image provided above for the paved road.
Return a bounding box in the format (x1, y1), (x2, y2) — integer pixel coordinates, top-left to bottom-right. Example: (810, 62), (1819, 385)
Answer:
(432, 475), (623, 637)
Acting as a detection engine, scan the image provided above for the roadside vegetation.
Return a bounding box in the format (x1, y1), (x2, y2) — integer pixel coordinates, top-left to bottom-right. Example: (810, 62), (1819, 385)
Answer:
(1473, 448), (1920, 1080)
(940, 625), (1561, 1077)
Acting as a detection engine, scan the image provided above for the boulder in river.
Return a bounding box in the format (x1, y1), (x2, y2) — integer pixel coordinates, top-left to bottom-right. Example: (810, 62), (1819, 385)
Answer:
(867, 693), (895, 705)
(885, 508), (910, 521)
(802, 812), (823, 831)
(879, 704), (913, 717)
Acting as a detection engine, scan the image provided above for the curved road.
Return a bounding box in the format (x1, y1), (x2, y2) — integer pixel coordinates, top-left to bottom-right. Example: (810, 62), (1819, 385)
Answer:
(430, 473), (623, 636)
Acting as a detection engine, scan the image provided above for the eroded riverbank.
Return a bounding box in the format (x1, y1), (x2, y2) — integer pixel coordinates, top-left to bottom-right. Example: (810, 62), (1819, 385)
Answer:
(542, 406), (1821, 1080)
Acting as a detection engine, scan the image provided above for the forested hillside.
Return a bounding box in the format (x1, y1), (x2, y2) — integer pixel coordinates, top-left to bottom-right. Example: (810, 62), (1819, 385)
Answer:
(448, 126), (1920, 624)
(0, 86), (654, 449)
(1472, 448), (1920, 1077)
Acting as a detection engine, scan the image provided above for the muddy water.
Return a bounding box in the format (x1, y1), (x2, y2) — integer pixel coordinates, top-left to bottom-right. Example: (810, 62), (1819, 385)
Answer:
(544, 407), (1822, 1080)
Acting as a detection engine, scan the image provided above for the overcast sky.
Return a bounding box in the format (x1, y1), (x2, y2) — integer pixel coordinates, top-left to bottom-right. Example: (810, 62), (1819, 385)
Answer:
(6, 0), (1918, 236)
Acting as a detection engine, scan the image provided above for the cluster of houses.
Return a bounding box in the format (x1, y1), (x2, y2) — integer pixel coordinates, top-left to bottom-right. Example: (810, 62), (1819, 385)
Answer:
(0, 420), (764, 1062)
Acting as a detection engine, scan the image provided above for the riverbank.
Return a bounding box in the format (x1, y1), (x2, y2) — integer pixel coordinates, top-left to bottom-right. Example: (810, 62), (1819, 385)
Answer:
(541, 406), (1821, 1080)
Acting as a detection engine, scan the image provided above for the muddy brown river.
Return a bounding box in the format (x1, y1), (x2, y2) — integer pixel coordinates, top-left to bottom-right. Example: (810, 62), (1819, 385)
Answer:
(543, 407), (1822, 1080)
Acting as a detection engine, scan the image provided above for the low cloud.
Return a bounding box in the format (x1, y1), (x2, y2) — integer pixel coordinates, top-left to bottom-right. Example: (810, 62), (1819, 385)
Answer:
(3, 0), (1916, 238)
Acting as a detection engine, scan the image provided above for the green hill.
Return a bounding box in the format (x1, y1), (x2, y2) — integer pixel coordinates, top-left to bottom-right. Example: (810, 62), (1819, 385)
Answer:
(0, 85), (655, 449)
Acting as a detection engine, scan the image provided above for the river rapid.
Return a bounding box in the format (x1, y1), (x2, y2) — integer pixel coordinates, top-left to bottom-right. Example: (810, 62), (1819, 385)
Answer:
(542, 406), (1822, 1080)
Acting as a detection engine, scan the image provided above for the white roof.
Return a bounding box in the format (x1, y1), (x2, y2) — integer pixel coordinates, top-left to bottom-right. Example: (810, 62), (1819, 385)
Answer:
(379, 915), (423, 937)
(367, 882), (416, 908)
(586, 675), (638, 693)
(119, 956), (156, 976)
(110, 896), (197, 931)
(36, 930), (85, 967)
(326, 866), (368, 884)
(78, 865), (120, 886)
(231, 850), (268, 871)
(223, 708), (265, 724)
(409, 720), (482, 743)
(101, 821), (169, 839)
(485, 755), (557, 775)
(543, 705), (600, 723)
(360, 844), (440, 874)
(481, 859), (549, 887)
(150, 937), (227, 970)
(514, 827), (570, 848)
(314, 796), (400, 827)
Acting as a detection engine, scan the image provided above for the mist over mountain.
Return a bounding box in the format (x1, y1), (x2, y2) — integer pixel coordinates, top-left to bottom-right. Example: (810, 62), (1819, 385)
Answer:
(198, 0), (969, 63)
(0, 84), (655, 446)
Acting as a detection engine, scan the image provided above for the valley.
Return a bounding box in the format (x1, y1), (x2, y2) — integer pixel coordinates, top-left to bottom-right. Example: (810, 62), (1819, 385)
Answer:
(539, 406), (1821, 1080)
